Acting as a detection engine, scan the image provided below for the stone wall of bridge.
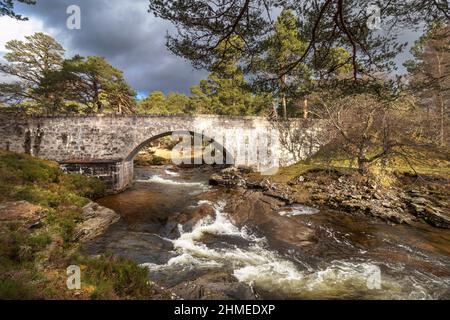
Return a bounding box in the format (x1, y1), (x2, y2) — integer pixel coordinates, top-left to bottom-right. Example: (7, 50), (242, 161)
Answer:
(0, 113), (323, 192)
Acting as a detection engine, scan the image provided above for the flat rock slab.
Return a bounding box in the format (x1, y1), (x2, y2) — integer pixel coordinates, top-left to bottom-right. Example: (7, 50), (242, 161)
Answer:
(73, 202), (120, 242)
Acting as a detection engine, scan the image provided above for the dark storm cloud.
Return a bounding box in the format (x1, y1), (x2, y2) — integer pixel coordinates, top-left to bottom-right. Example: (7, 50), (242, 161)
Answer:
(17, 0), (207, 95)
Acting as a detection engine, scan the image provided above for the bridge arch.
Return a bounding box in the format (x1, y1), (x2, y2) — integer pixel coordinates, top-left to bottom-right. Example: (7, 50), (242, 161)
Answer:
(125, 130), (235, 165)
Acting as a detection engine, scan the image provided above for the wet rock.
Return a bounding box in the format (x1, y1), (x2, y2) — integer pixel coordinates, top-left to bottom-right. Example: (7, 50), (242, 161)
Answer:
(86, 230), (174, 265)
(246, 179), (271, 191)
(209, 168), (246, 188)
(408, 201), (450, 228)
(422, 206), (450, 228)
(73, 202), (120, 242)
(259, 195), (285, 210)
(210, 168), (295, 203)
(404, 190), (450, 228)
(301, 177), (418, 225)
(210, 166), (449, 229)
(166, 204), (216, 237)
(168, 272), (258, 300)
(226, 190), (314, 249)
(262, 188), (293, 204)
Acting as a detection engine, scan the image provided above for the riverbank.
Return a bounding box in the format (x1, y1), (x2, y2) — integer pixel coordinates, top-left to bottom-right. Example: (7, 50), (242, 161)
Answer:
(210, 161), (450, 229)
(0, 150), (161, 299)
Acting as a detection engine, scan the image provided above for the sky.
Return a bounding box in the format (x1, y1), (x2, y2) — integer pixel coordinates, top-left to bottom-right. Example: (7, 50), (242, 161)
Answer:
(0, 0), (422, 98)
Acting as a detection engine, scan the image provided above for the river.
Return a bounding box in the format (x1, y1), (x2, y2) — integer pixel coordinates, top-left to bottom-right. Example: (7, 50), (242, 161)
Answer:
(84, 166), (450, 299)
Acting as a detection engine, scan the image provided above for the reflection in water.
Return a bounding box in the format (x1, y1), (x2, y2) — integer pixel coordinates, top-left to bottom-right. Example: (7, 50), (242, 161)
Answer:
(86, 166), (450, 300)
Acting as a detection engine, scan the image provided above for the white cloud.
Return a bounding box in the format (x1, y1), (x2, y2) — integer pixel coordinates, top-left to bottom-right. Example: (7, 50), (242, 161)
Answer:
(0, 16), (47, 52)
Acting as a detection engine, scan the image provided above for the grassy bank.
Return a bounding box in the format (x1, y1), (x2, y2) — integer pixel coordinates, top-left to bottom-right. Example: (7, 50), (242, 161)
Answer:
(0, 150), (156, 299)
(260, 148), (450, 185)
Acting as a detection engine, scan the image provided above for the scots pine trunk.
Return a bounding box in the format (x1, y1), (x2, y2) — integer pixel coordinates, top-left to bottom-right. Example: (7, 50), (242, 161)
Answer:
(303, 98), (308, 119)
(281, 75), (287, 119)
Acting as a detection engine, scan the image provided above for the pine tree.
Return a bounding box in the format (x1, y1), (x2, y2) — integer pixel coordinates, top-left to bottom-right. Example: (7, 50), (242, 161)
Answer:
(405, 24), (450, 146)
(62, 55), (136, 113)
(190, 36), (267, 116)
(256, 10), (309, 118)
(0, 32), (65, 109)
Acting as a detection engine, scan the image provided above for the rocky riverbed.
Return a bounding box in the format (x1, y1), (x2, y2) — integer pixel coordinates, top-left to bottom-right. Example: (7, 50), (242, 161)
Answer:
(83, 165), (450, 300)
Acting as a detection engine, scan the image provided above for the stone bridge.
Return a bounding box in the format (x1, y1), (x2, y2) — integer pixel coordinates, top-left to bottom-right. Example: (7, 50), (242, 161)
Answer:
(0, 113), (321, 193)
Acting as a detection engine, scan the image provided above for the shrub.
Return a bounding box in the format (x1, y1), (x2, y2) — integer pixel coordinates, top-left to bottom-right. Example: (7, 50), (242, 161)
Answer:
(73, 254), (153, 299)
(61, 174), (106, 199)
(0, 151), (60, 184)
(0, 277), (38, 300)
(150, 155), (169, 165)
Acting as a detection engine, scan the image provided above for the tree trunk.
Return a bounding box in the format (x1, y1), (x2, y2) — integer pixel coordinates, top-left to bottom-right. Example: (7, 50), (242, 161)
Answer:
(281, 93), (287, 119)
(438, 91), (445, 146)
(357, 146), (369, 174)
(435, 51), (446, 146)
(303, 98), (308, 119)
(272, 102), (278, 118)
(281, 75), (287, 119)
(357, 157), (369, 174)
(93, 80), (103, 113)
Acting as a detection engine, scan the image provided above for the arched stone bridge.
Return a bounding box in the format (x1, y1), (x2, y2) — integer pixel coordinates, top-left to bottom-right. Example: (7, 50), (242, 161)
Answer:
(0, 113), (321, 193)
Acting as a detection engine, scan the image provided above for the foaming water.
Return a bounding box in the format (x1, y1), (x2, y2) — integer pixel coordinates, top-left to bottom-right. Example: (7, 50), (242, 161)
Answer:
(142, 200), (443, 299)
(279, 204), (320, 217)
(165, 169), (179, 177)
(136, 174), (208, 189)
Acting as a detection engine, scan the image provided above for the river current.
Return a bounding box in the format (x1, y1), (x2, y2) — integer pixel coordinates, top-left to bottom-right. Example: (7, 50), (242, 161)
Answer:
(84, 166), (450, 299)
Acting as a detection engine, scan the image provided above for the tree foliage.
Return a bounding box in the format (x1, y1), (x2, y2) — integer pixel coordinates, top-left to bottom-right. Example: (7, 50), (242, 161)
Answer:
(404, 24), (450, 146)
(60, 55), (136, 114)
(138, 37), (271, 116)
(0, 0), (35, 20)
(0, 32), (65, 107)
(148, 0), (449, 85)
(190, 38), (269, 116)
